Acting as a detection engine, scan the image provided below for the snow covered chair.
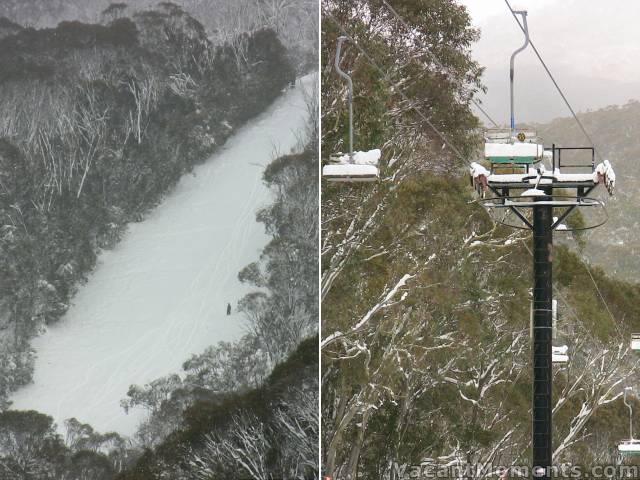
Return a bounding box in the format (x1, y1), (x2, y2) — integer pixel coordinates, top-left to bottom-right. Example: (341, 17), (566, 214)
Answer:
(483, 128), (544, 176)
(323, 149), (380, 182)
(469, 162), (490, 196)
(552, 345), (568, 364)
(594, 159), (616, 195)
(632, 334), (640, 351)
(469, 129), (547, 195)
(323, 37), (380, 183)
(544, 160), (615, 194)
(471, 146), (616, 202)
(619, 440), (640, 455)
(485, 142), (544, 167)
(618, 387), (640, 455)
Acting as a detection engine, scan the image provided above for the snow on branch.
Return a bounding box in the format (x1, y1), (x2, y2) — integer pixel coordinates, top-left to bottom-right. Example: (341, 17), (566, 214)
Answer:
(322, 273), (414, 348)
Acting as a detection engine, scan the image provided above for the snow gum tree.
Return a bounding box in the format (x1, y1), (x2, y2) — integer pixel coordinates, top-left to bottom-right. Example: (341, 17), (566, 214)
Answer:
(0, 410), (120, 479)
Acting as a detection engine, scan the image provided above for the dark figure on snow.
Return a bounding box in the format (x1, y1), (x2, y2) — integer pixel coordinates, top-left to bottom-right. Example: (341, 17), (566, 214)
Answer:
(226, 303), (231, 316)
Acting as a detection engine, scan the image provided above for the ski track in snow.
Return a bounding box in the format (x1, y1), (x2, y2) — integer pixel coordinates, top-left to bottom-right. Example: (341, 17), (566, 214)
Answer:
(10, 74), (315, 436)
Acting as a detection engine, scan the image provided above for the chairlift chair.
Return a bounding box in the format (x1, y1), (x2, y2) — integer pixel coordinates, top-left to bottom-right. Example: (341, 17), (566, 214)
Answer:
(485, 137), (545, 168)
(618, 387), (640, 455)
(631, 333), (640, 351)
(478, 13), (544, 181)
(322, 36), (380, 183)
(618, 440), (640, 454)
(469, 9), (616, 204)
(323, 151), (380, 182)
(552, 345), (568, 364)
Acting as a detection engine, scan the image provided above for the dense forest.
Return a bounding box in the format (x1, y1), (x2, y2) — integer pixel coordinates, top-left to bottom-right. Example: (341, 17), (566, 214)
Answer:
(0, 335), (318, 479)
(0, 1), (294, 410)
(321, 1), (640, 478)
(0, 0), (318, 74)
(0, 1), (318, 478)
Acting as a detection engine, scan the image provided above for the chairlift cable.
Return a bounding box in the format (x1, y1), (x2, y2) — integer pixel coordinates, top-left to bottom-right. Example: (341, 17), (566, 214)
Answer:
(503, 0), (602, 161)
(581, 252), (618, 327)
(523, 241), (618, 329)
(380, 0), (500, 128)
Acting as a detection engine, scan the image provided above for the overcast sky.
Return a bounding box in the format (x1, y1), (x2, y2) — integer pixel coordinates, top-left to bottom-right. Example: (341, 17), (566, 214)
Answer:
(458, 0), (640, 124)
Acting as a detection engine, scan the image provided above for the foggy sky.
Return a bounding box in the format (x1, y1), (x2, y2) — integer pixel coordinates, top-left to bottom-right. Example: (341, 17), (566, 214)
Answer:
(458, 0), (640, 124)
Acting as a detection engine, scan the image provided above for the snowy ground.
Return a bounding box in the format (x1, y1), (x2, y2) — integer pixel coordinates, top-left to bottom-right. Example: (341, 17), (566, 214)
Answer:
(10, 74), (315, 436)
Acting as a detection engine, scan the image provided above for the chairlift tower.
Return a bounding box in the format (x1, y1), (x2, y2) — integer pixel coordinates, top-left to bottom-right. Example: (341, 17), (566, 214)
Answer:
(469, 9), (616, 479)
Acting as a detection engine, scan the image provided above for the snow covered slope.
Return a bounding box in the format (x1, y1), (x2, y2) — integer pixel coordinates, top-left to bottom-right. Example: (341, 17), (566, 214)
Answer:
(10, 74), (316, 436)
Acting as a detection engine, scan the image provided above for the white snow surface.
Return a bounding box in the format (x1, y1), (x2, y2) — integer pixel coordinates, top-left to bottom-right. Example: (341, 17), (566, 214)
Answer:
(551, 169), (597, 182)
(484, 142), (543, 159)
(595, 159), (616, 191)
(552, 345), (569, 355)
(552, 346), (569, 364)
(618, 442), (640, 452)
(335, 149), (381, 165)
(10, 74), (316, 436)
(521, 188), (546, 197)
(552, 354), (569, 364)
(469, 162), (489, 178)
(487, 173), (527, 183)
(488, 169), (602, 185)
